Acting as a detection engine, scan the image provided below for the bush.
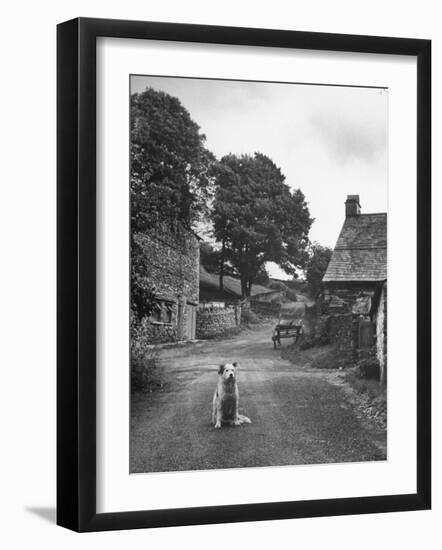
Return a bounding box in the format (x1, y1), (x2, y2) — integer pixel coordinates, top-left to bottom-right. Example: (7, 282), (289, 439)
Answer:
(285, 288), (297, 302)
(355, 358), (380, 380)
(131, 315), (165, 392)
(299, 334), (315, 350)
(241, 307), (259, 325)
(344, 369), (385, 400)
(131, 346), (164, 393)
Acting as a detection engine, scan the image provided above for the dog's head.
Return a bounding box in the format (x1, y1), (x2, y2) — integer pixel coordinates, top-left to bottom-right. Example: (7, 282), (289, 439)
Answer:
(218, 362), (238, 383)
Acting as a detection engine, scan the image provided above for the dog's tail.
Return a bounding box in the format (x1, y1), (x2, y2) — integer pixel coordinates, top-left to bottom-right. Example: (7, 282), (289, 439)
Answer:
(237, 413), (252, 424)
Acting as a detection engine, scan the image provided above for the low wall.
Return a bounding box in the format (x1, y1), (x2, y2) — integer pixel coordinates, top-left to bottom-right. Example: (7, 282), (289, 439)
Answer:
(196, 306), (240, 339)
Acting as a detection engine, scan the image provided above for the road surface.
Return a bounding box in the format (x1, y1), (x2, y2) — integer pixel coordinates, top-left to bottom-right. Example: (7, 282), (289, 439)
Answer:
(130, 323), (386, 473)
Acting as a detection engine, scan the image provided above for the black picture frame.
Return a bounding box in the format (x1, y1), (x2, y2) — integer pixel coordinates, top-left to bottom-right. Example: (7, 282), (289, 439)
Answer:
(57, 17), (431, 532)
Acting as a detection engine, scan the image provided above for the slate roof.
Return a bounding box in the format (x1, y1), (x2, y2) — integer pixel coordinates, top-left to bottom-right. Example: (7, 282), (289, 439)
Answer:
(322, 213), (387, 283)
(200, 266), (276, 298)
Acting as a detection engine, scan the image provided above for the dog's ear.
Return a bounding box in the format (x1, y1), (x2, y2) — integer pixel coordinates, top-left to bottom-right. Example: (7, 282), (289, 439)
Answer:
(232, 362), (238, 368)
(218, 364), (225, 375)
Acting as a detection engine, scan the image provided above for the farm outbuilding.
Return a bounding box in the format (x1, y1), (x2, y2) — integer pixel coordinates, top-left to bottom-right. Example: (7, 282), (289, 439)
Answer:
(320, 195), (387, 383)
(135, 222), (200, 343)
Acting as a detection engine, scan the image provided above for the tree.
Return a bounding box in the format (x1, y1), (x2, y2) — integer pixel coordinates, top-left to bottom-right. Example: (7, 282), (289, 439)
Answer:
(131, 234), (160, 322)
(130, 87), (215, 232)
(305, 243), (333, 297)
(211, 153), (313, 297)
(130, 87), (216, 324)
(200, 241), (221, 274)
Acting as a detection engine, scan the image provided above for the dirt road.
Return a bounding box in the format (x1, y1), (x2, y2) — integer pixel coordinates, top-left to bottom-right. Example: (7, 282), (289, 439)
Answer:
(130, 324), (386, 473)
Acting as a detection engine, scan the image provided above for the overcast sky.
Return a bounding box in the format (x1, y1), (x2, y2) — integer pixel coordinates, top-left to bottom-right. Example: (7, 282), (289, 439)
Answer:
(131, 75), (387, 279)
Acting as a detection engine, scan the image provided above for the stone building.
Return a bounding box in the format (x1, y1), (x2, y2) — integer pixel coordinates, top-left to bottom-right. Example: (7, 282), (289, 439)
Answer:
(135, 222), (200, 344)
(320, 195), (387, 383)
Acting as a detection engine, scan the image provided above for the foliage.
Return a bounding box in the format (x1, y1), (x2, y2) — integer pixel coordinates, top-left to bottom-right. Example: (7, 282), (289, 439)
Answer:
(130, 86), (218, 328)
(354, 358), (381, 380)
(200, 241), (221, 274)
(131, 87), (216, 232)
(268, 280), (288, 293)
(285, 287), (298, 302)
(267, 280), (296, 302)
(131, 234), (160, 322)
(344, 369), (386, 401)
(211, 153), (313, 297)
(131, 316), (165, 392)
(305, 243), (333, 297)
(241, 307), (260, 325)
(253, 266), (270, 286)
(299, 334), (315, 350)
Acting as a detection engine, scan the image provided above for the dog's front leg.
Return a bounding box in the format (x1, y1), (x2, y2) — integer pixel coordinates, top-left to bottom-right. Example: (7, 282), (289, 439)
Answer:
(212, 392), (219, 427)
(214, 406), (222, 429)
(233, 395), (242, 426)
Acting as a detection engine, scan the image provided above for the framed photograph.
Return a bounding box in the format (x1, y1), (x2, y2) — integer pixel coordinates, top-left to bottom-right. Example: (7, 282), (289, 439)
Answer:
(57, 17), (431, 532)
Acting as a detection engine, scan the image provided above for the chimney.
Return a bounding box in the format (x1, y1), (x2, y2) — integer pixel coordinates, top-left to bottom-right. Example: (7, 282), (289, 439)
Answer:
(345, 195), (361, 217)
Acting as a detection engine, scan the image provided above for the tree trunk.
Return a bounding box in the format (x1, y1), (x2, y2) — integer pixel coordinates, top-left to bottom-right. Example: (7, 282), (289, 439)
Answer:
(242, 278), (252, 298)
(219, 238), (225, 291)
(247, 278), (253, 298)
(241, 277), (248, 298)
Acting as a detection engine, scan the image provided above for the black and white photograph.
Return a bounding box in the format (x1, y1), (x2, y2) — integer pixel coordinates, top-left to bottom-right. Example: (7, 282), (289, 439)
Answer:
(129, 75), (388, 474)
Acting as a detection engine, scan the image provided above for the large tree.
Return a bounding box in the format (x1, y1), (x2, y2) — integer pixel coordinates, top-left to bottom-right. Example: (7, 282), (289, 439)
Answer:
(130, 87), (215, 232)
(212, 153), (313, 297)
(305, 243), (333, 297)
(130, 87), (215, 320)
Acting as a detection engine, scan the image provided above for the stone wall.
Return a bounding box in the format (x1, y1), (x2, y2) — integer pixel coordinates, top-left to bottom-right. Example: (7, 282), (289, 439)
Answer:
(133, 315), (178, 345)
(318, 282), (386, 372)
(134, 222), (199, 344)
(329, 314), (358, 364)
(196, 306), (240, 339)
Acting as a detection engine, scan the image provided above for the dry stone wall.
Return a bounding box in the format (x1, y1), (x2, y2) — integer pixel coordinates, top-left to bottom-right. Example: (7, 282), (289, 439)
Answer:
(196, 306), (240, 339)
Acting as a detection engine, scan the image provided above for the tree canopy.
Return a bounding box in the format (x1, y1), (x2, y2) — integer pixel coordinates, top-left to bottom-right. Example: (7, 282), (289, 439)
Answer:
(305, 243), (333, 297)
(211, 153), (313, 297)
(131, 88), (216, 320)
(130, 88), (215, 232)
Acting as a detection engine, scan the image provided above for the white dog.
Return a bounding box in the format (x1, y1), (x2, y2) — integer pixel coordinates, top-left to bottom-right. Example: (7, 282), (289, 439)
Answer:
(212, 362), (251, 429)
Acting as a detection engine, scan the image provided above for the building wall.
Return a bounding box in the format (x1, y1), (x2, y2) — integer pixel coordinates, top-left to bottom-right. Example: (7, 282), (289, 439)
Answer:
(376, 283), (387, 384)
(320, 284), (376, 316)
(134, 223), (199, 344)
(318, 282), (385, 370)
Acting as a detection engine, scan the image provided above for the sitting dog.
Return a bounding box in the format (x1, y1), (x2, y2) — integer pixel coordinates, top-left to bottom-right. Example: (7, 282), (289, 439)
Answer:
(212, 362), (251, 429)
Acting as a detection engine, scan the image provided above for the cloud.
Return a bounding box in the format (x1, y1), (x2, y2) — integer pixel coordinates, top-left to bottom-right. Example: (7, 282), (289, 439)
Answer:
(130, 76), (388, 248)
(309, 113), (387, 165)
(310, 104), (387, 164)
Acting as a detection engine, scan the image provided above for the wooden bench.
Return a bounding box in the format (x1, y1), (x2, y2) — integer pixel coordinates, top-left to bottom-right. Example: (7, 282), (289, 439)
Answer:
(272, 322), (303, 349)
